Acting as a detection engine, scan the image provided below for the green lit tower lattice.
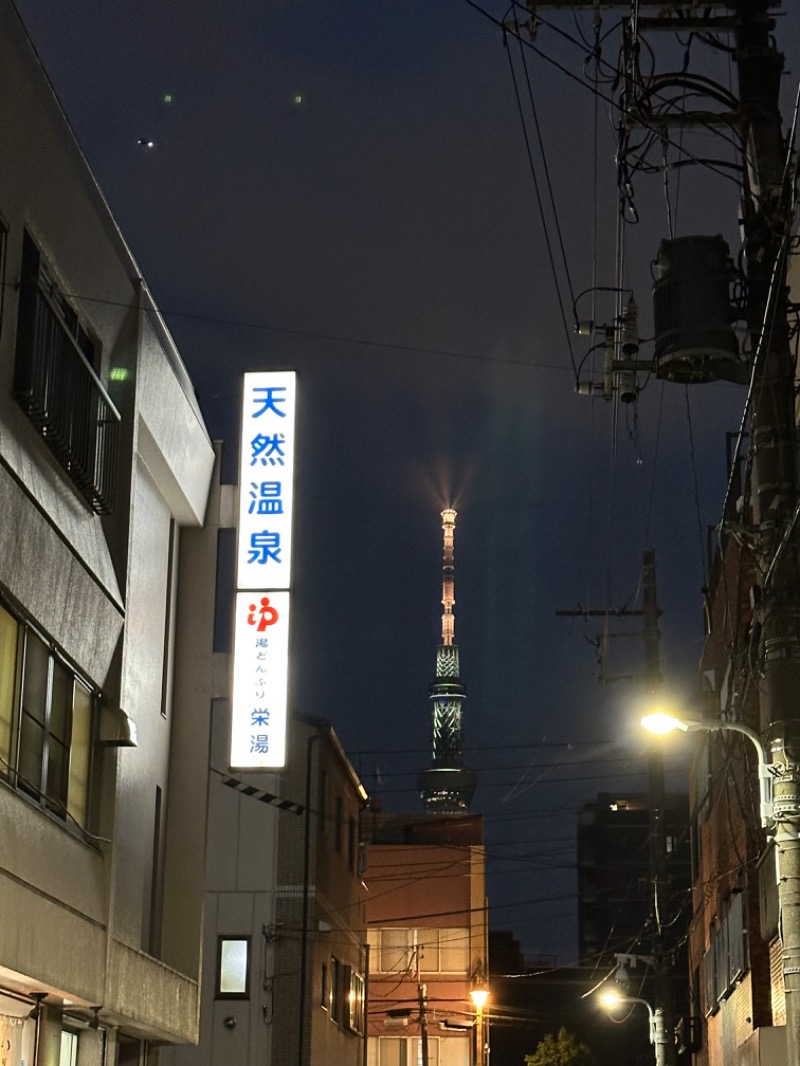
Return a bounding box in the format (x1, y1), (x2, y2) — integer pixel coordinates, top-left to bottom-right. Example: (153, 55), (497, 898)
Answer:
(418, 508), (476, 813)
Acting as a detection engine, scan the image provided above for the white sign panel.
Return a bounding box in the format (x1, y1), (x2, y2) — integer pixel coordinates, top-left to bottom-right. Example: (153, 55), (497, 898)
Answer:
(236, 370), (296, 591)
(231, 591), (291, 768)
(231, 370), (296, 769)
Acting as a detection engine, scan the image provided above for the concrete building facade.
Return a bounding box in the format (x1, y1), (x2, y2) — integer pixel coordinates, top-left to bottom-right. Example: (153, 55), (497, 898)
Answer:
(0, 1), (216, 1063)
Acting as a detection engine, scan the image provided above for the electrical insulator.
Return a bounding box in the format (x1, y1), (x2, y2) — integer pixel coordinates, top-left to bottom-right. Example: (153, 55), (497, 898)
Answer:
(622, 297), (639, 357)
(617, 370), (637, 403)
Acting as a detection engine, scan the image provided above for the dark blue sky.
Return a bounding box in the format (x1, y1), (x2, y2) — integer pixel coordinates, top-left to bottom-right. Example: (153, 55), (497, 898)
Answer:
(15, 0), (800, 964)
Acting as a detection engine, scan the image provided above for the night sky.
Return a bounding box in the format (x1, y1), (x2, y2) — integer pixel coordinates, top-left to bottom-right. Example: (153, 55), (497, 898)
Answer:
(14, 0), (800, 965)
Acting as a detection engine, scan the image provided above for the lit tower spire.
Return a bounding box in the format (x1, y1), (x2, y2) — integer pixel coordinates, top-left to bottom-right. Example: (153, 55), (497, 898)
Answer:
(418, 508), (476, 813)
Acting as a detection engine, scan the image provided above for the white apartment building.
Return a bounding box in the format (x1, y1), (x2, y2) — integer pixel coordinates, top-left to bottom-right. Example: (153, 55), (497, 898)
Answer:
(0, 1), (216, 1063)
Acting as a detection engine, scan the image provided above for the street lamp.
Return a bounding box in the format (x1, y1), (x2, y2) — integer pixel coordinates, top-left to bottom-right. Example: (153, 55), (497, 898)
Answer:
(599, 991), (668, 1060)
(641, 712), (775, 827)
(470, 985), (489, 1066)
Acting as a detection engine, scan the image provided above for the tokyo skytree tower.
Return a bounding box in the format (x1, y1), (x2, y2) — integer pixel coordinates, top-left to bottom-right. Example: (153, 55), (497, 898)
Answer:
(417, 509), (476, 813)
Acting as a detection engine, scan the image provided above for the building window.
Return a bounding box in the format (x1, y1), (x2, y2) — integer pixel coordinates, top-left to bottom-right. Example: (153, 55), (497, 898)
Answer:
(0, 600), (95, 828)
(349, 970), (365, 1033)
(59, 1030), (78, 1066)
(319, 769), (327, 836)
(13, 230), (120, 514)
(116, 1035), (149, 1066)
(160, 519), (177, 719)
(348, 815), (356, 873)
(217, 937), (250, 997)
(320, 962), (329, 1010)
(148, 785), (165, 957)
(368, 928), (470, 974)
(335, 794), (343, 853)
(328, 959), (364, 1032)
(368, 1037), (468, 1066)
(330, 957), (350, 1025)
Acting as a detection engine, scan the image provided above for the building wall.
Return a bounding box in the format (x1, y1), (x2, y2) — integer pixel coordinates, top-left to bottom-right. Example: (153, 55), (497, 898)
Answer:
(162, 711), (368, 1066)
(364, 815), (487, 1066)
(273, 717), (367, 1066)
(0, 0), (215, 1059)
(688, 527), (778, 1065)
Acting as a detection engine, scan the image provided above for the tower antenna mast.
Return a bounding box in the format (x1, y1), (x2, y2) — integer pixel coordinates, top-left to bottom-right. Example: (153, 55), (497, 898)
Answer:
(418, 509), (477, 812)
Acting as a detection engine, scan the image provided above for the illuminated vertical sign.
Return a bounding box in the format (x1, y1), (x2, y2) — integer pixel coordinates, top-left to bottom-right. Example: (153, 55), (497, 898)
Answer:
(231, 371), (296, 768)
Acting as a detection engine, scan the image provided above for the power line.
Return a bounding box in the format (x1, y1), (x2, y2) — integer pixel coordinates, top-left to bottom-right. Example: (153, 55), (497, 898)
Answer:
(1, 282), (571, 375)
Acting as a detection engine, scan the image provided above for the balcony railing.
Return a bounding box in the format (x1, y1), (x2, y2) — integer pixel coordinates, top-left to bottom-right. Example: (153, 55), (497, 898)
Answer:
(13, 279), (121, 514)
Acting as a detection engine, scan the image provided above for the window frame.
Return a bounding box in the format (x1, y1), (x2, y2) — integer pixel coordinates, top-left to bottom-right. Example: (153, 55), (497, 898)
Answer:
(0, 596), (98, 832)
(13, 229), (120, 515)
(369, 927), (470, 975)
(215, 935), (251, 999)
(349, 970), (365, 1034)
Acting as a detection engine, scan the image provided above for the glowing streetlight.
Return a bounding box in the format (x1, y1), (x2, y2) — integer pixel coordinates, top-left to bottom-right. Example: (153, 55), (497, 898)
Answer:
(641, 712), (775, 828)
(600, 990), (667, 1060)
(470, 987), (489, 1010)
(470, 986), (489, 1066)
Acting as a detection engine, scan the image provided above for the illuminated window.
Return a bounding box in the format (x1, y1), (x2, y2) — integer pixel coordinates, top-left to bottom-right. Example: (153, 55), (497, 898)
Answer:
(59, 1031), (78, 1066)
(375, 928), (412, 973)
(328, 959), (364, 1032)
(369, 928), (469, 974)
(439, 928), (469, 972)
(349, 971), (365, 1033)
(0, 599), (96, 827)
(368, 1037), (468, 1066)
(217, 937), (250, 997)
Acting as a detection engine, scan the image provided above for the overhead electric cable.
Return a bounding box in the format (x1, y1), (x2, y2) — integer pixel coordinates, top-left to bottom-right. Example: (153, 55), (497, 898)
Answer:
(463, 0), (753, 194)
(684, 386), (710, 588)
(515, 19), (580, 318)
(5, 283), (572, 374)
(505, 22), (578, 378)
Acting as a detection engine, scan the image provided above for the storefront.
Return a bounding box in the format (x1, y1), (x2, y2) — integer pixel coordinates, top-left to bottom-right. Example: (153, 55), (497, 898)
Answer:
(0, 995), (35, 1066)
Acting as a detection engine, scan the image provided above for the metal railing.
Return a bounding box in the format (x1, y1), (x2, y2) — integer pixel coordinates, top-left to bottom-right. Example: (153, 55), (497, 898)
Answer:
(13, 280), (121, 514)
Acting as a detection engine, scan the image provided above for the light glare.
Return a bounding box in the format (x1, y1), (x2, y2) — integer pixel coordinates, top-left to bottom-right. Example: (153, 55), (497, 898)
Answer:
(600, 991), (623, 1008)
(641, 712), (685, 734)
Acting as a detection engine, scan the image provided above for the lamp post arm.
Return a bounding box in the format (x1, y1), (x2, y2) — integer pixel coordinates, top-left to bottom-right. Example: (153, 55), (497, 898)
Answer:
(687, 720), (775, 827)
(695, 720), (766, 762)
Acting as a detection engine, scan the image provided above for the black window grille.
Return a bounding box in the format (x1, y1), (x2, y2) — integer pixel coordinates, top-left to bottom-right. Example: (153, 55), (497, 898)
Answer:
(13, 232), (120, 514)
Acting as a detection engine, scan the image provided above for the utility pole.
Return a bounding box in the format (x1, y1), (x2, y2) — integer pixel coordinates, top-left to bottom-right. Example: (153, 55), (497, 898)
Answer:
(735, 3), (800, 1060)
(418, 981), (429, 1066)
(641, 550), (676, 1066)
(536, 0), (800, 1055)
(559, 551), (678, 1063)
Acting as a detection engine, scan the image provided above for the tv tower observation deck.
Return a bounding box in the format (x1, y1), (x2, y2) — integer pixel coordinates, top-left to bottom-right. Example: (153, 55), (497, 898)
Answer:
(417, 509), (476, 813)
